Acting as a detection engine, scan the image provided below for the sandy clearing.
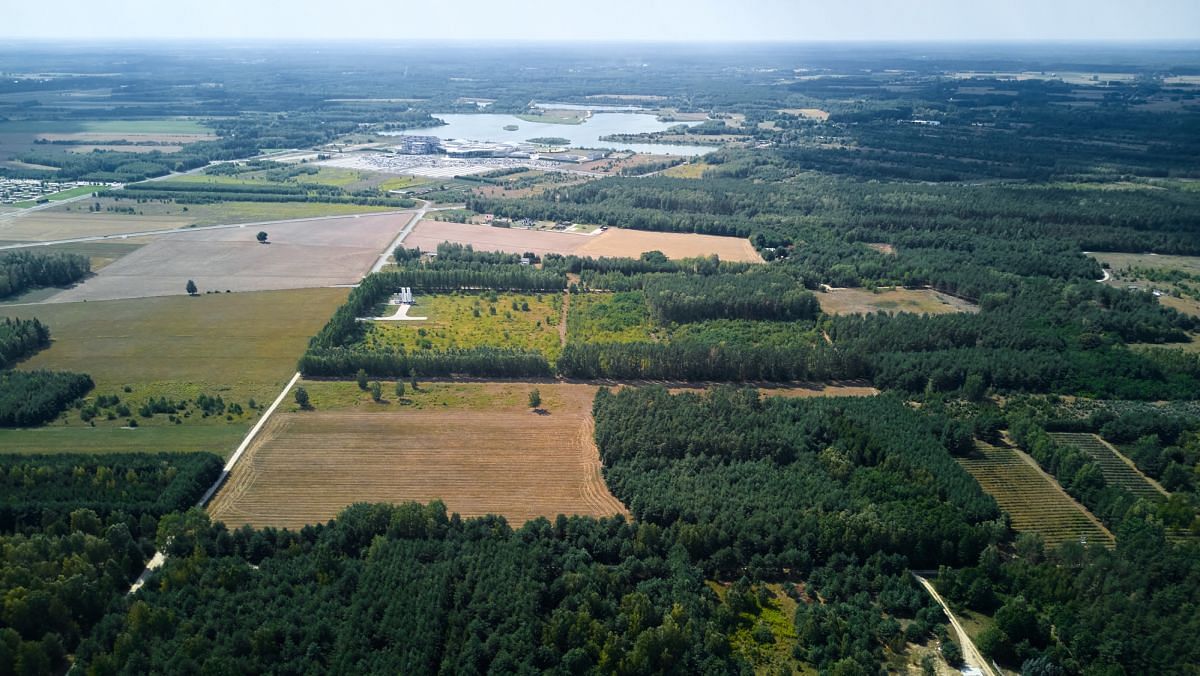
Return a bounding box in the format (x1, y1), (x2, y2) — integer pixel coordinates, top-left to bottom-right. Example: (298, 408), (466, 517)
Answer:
(404, 220), (594, 258)
(818, 288), (977, 315)
(208, 383), (628, 529)
(47, 212), (411, 302)
(666, 381), (878, 398)
(406, 220), (762, 262)
(576, 228), (762, 262)
(778, 108), (830, 121)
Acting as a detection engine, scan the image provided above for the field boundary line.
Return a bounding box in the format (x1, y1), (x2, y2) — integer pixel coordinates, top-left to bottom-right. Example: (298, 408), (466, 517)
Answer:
(198, 371), (301, 506)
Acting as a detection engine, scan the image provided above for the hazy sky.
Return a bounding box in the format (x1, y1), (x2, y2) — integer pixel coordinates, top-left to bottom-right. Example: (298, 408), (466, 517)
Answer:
(5, 0), (1200, 41)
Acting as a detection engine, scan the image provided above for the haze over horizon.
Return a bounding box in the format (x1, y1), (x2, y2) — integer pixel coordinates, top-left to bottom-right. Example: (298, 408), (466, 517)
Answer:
(5, 0), (1200, 43)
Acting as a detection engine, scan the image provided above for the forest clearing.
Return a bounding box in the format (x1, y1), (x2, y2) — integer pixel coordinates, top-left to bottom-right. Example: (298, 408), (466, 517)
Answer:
(957, 440), (1114, 548)
(209, 382), (628, 529)
(403, 219), (762, 262)
(1049, 432), (1168, 500)
(817, 287), (978, 315)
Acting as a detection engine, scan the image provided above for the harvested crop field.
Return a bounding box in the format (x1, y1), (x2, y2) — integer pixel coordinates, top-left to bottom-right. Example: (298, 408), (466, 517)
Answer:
(46, 212), (412, 302)
(818, 288), (977, 315)
(404, 220), (596, 258)
(208, 382), (629, 529)
(957, 440), (1113, 548)
(404, 220), (761, 262)
(0, 211), (194, 242)
(575, 228), (761, 262)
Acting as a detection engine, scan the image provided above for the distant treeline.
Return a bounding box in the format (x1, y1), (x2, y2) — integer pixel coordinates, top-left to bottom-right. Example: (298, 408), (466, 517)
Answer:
(0, 251), (90, 299)
(111, 181), (416, 208)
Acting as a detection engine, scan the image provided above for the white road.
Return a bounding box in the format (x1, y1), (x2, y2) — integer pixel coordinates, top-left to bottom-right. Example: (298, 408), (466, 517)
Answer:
(128, 371), (301, 595)
(368, 199), (459, 273)
(914, 574), (999, 676)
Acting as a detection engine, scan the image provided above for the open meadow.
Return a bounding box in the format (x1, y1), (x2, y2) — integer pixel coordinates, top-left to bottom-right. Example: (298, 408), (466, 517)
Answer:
(360, 291), (564, 358)
(0, 288), (346, 455)
(46, 212), (410, 302)
(957, 440), (1114, 548)
(208, 382), (629, 529)
(817, 287), (978, 315)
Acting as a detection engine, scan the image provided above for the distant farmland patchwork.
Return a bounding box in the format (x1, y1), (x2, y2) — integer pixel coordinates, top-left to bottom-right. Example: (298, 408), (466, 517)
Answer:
(957, 440), (1114, 548)
(209, 382), (628, 529)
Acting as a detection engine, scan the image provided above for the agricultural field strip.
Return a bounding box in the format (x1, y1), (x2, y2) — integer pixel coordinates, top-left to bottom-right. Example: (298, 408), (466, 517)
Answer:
(957, 441), (1114, 547)
(131, 371), (301, 594)
(0, 209), (415, 251)
(1049, 432), (1168, 499)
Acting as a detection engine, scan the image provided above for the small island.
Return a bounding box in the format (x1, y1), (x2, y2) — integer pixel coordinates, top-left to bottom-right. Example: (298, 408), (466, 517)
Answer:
(503, 124), (519, 131)
(526, 136), (570, 145)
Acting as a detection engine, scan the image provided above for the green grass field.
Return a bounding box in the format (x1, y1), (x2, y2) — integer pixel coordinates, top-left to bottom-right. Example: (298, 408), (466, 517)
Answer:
(359, 291), (563, 359)
(0, 425), (246, 455)
(12, 184), (99, 207)
(566, 292), (656, 343)
(515, 111), (588, 125)
(286, 380), (573, 414)
(0, 288), (347, 455)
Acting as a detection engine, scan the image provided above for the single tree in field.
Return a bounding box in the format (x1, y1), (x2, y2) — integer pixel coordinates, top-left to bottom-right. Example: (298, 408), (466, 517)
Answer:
(370, 381), (382, 402)
(257, 231), (269, 243)
(528, 388), (541, 410)
(394, 381), (406, 399)
(294, 387), (310, 410)
(409, 376), (418, 391)
(185, 280), (198, 296)
(356, 369), (368, 390)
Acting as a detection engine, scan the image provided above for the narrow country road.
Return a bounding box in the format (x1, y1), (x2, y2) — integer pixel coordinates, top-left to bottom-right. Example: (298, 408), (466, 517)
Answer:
(128, 372), (301, 595)
(368, 199), (459, 274)
(914, 574), (998, 676)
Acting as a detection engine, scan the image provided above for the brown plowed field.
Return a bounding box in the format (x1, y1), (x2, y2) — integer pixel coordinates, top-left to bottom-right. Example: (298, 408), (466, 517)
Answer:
(48, 212), (412, 302)
(209, 383), (628, 529)
(404, 220), (762, 262)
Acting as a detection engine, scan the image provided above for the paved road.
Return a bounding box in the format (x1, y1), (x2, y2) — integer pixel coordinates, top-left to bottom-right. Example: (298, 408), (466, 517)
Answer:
(368, 200), (458, 274)
(914, 574), (998, 676)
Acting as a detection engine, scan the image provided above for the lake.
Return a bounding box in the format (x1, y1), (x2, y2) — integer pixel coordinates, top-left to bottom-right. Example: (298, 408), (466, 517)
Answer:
(390, 113), (714, 156)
